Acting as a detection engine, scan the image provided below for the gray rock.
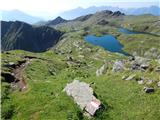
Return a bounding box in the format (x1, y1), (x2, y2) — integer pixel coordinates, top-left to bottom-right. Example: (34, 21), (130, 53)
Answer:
(144, 48), (160, 59)
(96, 64), (108, 76)
(137, 77), (145, 85)
(138, 80), (144, 85)
(157, 81), (160, 87)
(122, 75), (128, 80)
(64, 80), (101, 116)
(9, 62), (15, 65)
(158, 59), (160, 64)
(131, 56), (150, 71)
(140, 63), (150, 70)
(134, 56), (150, 66)
(143, 87), (154, 93)
(155, 66), (160, 72)
(112, 61), (124, 72)
(125, 74), (136, 81)
(132, 52), (138, 56)
(146, 80), (153, 85)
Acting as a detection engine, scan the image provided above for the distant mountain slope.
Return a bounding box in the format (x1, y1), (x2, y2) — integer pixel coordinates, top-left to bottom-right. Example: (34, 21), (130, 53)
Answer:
(46, 16), (68, 26)
(1, 10), (43, 24)
(60, 6), (160, 19)
(1, 21), (63, 52)
(125, 6), (160, 15)
(56, 10), (125, 30)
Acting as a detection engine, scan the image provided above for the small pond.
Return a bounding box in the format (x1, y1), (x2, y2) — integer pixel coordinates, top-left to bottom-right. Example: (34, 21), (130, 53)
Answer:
(118, 28), (143, 34)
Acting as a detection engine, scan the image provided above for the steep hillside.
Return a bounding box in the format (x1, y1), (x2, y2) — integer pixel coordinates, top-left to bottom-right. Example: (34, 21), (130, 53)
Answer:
(1, 21), (63, 52)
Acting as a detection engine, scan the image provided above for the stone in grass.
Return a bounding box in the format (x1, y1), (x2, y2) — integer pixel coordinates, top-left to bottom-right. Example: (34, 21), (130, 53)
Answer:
(138, 80), (144, 85)
(122, 75), (128, 80)
(125, 74), (136, 81)
(96, 64), (108, 76)
(143, 87), (154, 93)
(146, 80), (153, 85)
(64, 80), (101, 116)
(155, 66), (160, 72)
(157, 81), (160, 87)
(137, 77), (145, 85)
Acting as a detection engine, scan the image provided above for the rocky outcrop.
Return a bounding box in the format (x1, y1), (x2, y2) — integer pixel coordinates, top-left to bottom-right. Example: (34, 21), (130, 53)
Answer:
(144, 48), (160, 59)
(130, 56), (150, 71)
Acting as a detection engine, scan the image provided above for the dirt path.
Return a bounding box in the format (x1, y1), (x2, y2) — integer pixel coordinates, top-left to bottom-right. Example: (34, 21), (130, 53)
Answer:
(11, 58), (31, 91)
(2, 55), (51, 91)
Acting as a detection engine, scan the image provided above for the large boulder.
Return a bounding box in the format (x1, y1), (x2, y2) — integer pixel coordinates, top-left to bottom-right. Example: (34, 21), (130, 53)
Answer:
(64, 80), (101, 116)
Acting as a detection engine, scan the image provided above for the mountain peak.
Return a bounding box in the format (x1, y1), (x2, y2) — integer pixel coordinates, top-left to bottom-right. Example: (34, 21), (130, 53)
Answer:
(46, 16), (67, 26)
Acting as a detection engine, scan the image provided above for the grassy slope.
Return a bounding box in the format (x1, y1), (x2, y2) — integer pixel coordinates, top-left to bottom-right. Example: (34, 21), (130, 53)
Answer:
(1, 48), (160, 120)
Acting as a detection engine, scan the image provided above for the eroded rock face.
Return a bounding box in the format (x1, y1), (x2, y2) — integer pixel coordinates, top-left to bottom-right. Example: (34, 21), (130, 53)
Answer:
(64, 80), (101, 116)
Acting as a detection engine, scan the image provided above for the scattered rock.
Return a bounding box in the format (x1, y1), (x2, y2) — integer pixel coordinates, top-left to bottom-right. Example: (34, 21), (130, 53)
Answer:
(64, 80), (102, 116)
(135, 56), (150, 65)
(128, 56), (135, 61)
(138, 80), (144, 85)
(96, 64), (108, 76)
(132, 52), (138, 56)
(66, 55), (73, 61)
(155, 66), (160, 72)
(157, 81), (160, 87)
(131, 56), (150, 71)
(124, 74), (136, 81)
(158, 59), (160, 64)
(137, 77), (145, 85)
(140, 63), (150, 70)
(122, 75), (128, 80)
(146, 80), (153, 85)
(143, 87), (154, 93)
(112, 61), (124, 72)
(144, 48), (160, 59)
(97, 19), (109, 25)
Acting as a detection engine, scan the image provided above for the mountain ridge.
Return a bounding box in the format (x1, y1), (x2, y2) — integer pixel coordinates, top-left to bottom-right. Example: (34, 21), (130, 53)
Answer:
(1, 21), (63, 52)
(60, 5), (160, 19)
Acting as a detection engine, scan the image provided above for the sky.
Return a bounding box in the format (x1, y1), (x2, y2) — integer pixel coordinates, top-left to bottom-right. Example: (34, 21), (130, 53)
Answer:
(0, 0), (159, 19)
